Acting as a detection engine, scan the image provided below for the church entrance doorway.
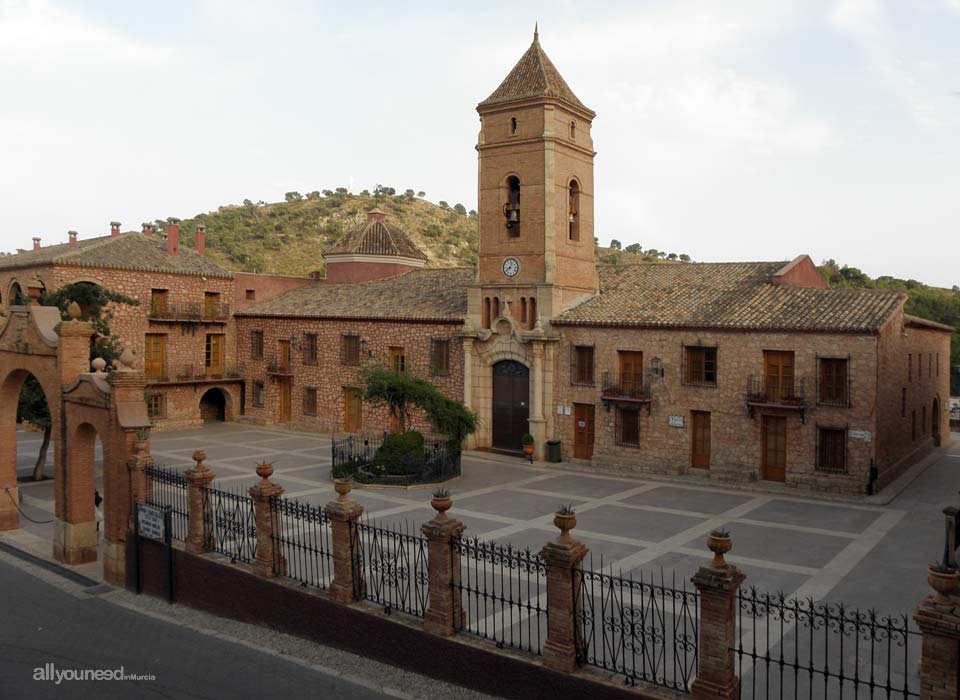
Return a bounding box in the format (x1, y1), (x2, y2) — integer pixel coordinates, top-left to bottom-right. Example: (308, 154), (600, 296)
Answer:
(492, 360), (529, 453)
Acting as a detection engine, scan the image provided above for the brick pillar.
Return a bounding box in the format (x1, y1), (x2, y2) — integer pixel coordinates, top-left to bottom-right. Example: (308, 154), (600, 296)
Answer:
(541, 509), (588, 673)
(126, 431), (151, 531)
(184, 450), (215, 554)
(249, 462), (285, 578)
(325, 478), (364, 604)
(421, 492), (466, 636)
(691, 532), (746, 700)
(914, 567), (960, 700)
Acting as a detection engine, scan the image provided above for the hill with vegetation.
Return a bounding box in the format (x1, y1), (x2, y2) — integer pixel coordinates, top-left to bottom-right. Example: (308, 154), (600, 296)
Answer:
(159, 189), (957, 384)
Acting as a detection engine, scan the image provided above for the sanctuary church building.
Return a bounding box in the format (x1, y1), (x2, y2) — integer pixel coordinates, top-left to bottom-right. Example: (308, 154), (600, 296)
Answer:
(0, 32), (950, 496)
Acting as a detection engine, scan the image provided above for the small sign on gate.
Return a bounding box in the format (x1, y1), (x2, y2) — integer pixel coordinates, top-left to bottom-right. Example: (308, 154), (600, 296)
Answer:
(137, 503), (167, 542)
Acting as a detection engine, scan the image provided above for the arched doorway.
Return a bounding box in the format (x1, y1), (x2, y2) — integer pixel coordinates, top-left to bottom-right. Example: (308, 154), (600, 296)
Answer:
(199, 388), (227, 422)
(492, 360), (529, 452)
(933, 397), (941, 447)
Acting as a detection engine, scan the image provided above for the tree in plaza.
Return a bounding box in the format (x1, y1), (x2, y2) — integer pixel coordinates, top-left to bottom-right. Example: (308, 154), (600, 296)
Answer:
(17, 283), (139, 480)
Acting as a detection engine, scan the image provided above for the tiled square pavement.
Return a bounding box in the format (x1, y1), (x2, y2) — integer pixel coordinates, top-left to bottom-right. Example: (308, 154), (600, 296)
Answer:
(14, 423), (950, 615)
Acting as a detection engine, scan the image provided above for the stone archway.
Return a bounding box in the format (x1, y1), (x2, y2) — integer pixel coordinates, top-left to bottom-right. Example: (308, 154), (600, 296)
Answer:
(199, 387), (228, 422)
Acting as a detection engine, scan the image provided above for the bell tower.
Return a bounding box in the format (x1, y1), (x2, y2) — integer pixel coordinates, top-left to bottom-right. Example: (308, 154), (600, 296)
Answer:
(470, 27), (598, 332)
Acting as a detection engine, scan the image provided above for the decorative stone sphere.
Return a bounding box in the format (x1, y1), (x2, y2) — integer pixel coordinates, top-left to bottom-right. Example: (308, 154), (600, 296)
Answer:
(91, 357), (107, 373)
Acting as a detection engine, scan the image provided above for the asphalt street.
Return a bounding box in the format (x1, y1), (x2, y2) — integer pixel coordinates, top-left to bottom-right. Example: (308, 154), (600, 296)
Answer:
(0, 556), (390, 700)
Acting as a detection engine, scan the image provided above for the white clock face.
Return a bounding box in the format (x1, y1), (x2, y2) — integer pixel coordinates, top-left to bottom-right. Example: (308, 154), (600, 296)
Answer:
(502, 257), (520, 278)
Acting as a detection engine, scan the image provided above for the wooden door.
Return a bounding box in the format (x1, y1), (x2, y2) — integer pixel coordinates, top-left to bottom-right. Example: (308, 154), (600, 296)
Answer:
(278, 378), (292, 423)
(761, 415), (787, 481)
(204, 292), (220, 319)
(618, 351), (643, 396)
(573, 403), (595, 460)
(205, 334), (224, 375)
(144, 334), (165, 380)
(343, 388), (362, 433)
(277, 339), (291, 371)
(491, 360), (529, 451)
(763, 351), (794, 402)
(691, 411), (711, 469)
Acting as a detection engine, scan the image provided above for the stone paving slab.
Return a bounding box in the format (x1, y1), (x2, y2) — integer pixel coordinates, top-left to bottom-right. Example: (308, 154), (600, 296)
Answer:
(577, 504), (707, 543)
(622, 485), (755, 515)
(745, 498), (884, 533)
(701, 521), (852, 569)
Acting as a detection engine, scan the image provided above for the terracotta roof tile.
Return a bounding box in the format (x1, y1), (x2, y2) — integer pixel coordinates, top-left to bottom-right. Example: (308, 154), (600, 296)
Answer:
(553, 262), (905, 333)
(0, 232), (232, 278)
(324, 217), (427, 261)
(479, 32), (591, 114)
(237, 267), (472, 321)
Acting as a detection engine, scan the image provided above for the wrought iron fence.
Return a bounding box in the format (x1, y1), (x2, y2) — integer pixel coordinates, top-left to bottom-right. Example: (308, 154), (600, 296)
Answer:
(575, 563), (699, 693)
(202, 485), (257, 564)
(453, 537), (547, 655)
(734, 587), (920, 699)
(352, 519), (429, 617)
(269, 496), (333, 590)
(332, 433), (461, 486)
(143, 465), (188, 542)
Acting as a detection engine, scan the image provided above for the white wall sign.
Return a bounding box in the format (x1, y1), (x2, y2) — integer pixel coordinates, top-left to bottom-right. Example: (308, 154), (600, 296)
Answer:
(138, 504), (166, 542)
(668, 415), (684, 428)
(564, 406), (571, 416)
(849, 430), (872, 442)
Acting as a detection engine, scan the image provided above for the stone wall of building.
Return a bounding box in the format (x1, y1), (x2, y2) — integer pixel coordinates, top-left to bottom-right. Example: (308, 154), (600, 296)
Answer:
(551, 326), (882, 493)
(235, 316), (464, 434)
(232, 272), (314, 313)
(874, 307), (952, 489)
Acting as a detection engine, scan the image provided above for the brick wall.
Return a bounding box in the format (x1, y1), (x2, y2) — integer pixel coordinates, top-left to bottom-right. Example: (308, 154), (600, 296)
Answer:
(235, 316), (464, 434)
(232, 272), (313, 313)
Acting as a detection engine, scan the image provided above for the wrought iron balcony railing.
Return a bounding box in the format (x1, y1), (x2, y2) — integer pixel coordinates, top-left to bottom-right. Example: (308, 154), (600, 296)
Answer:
(600, 371), (652, 412)
(746, 375), (806, 421)
(267, 354), (292, 375)
(148, 301), (230, 322)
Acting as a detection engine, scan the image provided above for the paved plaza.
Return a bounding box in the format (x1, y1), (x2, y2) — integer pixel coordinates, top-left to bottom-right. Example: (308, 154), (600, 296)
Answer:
(12, 423), (959, 615)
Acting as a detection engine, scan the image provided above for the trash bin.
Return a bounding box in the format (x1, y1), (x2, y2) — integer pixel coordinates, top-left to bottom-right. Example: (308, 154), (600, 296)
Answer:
(546, 439), (562, 463)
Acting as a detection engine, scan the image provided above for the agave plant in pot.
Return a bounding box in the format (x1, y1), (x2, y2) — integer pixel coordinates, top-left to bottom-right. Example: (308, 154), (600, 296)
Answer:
(554, 504), (577, 541)
(431, 487), (452, 520)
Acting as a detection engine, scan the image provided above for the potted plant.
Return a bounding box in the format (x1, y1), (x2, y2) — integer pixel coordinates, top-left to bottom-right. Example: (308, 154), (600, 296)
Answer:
(707, 528), (732, 566)
(431, 487), (452, 520)
(554, 504), (577, 541)
(928, 561), (959, 606)
(521, 433), (535, 460)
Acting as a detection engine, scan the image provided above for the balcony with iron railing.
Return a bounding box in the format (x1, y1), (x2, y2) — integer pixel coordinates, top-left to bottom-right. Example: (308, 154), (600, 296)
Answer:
(266, 354), (293, 376)
(145, 363), (241, 385)
(148, 301), (231, 323)
(745, 375), (806, 421)
(600, 371), (652, 412)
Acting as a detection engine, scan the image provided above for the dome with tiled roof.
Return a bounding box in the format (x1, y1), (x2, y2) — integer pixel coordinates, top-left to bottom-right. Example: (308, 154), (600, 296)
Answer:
(322, 209), (427, 284)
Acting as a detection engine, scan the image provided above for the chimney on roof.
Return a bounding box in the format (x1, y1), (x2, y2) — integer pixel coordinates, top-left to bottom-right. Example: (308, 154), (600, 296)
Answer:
(367, 208), (386, 223)
(68, 230), (78, 245)
(110, 221), (121, 237)
(195, 225), (206, 256)
(32, 237), (41, 251)
(166, 218), (180, 256)
(142, 222), (154, 236)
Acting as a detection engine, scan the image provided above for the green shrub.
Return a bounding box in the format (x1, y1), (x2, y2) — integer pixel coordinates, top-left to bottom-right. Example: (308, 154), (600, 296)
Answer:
(373, 431), (425, 475)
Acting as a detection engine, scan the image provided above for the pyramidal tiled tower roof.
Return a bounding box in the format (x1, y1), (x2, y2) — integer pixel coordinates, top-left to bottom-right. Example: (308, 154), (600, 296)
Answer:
(479, 26), (592, 114)
(323, 209), (427, 261)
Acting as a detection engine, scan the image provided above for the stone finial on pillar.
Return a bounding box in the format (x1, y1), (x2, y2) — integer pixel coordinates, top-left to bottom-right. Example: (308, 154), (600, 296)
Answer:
(690, 530), (746, 700)
(325, 478), (364, 604)
(184, 450), (216, 554)
(541, 506), (588, 673)
(914, 565), (960, 700)
(421, 489), (466, 636)
(249, 461), (285, 578)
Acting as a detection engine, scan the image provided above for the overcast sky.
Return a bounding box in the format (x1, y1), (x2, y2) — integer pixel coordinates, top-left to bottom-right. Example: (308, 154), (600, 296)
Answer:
(1, 0), (957, 287)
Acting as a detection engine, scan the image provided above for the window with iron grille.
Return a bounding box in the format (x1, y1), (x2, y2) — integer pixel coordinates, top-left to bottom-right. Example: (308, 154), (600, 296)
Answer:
(304, 333), (318, 365)
(146, 393), (165, 419)
(682, 345), (717, 386)
(818, 357), (849, 406)
(341, 334), (360, 366)
(251, 330), (264, 360)
(303, 387), (317, 416)
(430, 339), (450, 376)
(571, 345), (594, 385)
(253, 381), (265, 407)
(615, 406), (640, 446)
(816, 427), (847, 473)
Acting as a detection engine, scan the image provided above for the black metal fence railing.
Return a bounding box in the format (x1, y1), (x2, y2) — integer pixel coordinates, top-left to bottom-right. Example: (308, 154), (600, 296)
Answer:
(332, 433), (461, 486)
(202, 485), (257, 564)
(143, 465), (188, 542)
(270, 496), (333, 591)
(576, 564), (699, 693)
(734, 587), (920, 699)
(453, 537), (547, 655)
(352, 519), (429, 618)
